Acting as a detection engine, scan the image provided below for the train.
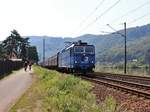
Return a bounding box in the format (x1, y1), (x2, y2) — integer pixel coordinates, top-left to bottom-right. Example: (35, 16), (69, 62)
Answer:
(43, 40), (95, 73)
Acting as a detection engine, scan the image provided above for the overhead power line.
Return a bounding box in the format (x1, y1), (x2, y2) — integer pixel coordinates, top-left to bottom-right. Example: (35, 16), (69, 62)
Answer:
(107, 24), (125, 37)
(70, 0), (106, 36)
(77, 0), (121, 35)
(128, 12), (150, 24)
(111, 0), (150, 24)
(100, 30), (114, 34)
(78, 0), (106, 28)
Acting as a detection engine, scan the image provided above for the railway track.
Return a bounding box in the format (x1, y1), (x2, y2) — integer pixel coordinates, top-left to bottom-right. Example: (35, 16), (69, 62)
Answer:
(95, 72), (150, 85)
(81, 72), (150, 99)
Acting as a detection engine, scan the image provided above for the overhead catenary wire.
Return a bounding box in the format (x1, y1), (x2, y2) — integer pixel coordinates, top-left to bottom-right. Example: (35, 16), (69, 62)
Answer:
(111, 0), (150, 24)
(71, 0), (149, 38)
(103, 12), (150, 36)
(100, 30), (114, 34)
(100, 2), (150, 36)
(77, 0), (106, 28)
(76, 0), (121, 36)
(70, 0), (106, 36)
(107, 24), (125, 37)
(98, 0), (150, 33)
(127, 12), (150, 25)
(100, 11), (150, 37)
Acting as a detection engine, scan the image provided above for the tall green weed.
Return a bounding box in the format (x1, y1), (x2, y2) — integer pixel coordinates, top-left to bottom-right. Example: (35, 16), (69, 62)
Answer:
(34, 66), (99, 112)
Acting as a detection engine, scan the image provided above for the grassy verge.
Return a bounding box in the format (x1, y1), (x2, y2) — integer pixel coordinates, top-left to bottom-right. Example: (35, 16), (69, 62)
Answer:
(10, 66), (117, 112)
(95, 64), (150, 76)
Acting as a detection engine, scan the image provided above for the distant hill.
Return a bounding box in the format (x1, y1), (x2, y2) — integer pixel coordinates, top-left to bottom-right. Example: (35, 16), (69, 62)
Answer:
(29, 24), (150, 66)
(29, 36), (73, 60)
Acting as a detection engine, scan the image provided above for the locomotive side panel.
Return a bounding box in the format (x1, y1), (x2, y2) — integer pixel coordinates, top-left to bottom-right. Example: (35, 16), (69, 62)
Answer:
(58, 49), (71, 69)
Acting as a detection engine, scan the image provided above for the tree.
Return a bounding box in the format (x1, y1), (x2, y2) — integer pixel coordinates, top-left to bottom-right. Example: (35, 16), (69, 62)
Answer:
(2, 29), (30, 60)
(27, 46), (39, 63)
(0, 44), (6, 59)
(2, 34), (16, 58)
(20, 38), (30, 61)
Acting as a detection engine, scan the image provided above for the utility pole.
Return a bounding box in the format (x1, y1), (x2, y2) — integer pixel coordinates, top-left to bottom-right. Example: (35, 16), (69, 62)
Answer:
(124, 22), (127, 74)
(43, 38), (45, 64)
(107, 22), (127, 74)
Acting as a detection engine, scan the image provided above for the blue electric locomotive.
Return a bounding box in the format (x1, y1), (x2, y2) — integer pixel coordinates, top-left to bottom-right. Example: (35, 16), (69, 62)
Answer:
(44, 40), (95, 73)
(58, 40), (95, 73)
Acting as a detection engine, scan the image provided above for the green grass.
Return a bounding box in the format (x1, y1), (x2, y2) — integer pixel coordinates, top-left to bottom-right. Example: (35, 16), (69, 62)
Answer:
(95, 64), (150, 76)
(100, 96), (117, 112)
(10, 66), (118, 112)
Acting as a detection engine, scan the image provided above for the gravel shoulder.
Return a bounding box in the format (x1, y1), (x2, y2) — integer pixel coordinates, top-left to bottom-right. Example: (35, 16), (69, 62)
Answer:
(92, 83), (150, 112)
(0, 69), (33, 112)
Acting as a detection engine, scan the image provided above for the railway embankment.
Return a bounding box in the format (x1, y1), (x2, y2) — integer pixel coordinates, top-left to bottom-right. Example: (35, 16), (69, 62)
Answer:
(89, 73), (150, 112)
(93, 83), (150, 112)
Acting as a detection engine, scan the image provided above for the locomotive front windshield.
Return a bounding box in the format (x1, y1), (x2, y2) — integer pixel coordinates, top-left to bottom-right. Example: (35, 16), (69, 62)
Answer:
(74, 46), (94, 53)
(85, 46), (94, 53)
(74, 46), (84, 53)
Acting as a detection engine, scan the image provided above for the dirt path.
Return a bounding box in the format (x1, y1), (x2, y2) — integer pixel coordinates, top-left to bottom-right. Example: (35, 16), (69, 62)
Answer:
(0, 69), (33, 112)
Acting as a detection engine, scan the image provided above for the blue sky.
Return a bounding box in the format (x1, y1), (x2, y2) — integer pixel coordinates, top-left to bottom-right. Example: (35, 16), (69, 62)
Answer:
(0, 0), (150, 40)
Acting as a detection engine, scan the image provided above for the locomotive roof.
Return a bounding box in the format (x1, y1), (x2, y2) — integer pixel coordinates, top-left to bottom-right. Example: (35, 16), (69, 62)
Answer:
(64, 43), (94, 51)
(61, 40), (94, 52)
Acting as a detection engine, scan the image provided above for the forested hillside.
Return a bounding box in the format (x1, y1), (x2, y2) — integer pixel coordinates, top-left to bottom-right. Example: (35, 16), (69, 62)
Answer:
(29, 24), (150, 66)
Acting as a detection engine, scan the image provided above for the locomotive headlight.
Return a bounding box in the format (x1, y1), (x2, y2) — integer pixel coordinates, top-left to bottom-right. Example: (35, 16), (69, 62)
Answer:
(75, 61), (78, 63)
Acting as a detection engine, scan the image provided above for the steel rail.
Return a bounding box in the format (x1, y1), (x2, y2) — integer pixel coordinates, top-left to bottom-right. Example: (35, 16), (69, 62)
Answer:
(83, 76), (150, 99)
(95, 72), (150, 84)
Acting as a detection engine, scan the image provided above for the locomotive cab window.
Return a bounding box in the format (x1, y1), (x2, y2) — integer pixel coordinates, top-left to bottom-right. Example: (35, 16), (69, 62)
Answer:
(85, 46), (94, 53)
(74, 46), (84, 53)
